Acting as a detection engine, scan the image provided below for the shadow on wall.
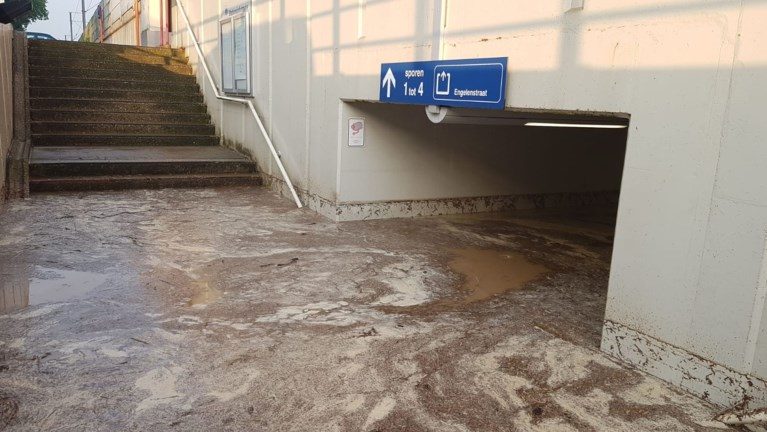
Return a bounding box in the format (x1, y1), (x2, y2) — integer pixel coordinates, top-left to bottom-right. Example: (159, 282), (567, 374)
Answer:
(176, 0), (766, 204)
(338, 101), (628, 203)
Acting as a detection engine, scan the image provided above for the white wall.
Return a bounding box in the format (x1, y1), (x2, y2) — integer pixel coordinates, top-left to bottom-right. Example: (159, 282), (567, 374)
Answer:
(693, 2), (767, 380)
(173, 0), (767, 405)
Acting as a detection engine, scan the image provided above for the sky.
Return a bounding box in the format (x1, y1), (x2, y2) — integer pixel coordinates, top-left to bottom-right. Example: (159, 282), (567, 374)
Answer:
(26, 0), (100, 40)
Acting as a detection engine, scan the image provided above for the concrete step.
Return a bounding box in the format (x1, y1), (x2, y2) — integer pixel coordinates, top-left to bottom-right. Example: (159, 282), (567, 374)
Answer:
(28, 46), (186, 62)
(30, 173), (262, 192)
(32, 122), (215, 136)
(30, 64), (193, 79)
(31, 110), (211, 124)
(28, 55), (188, 69)
(28, 40), (182, 57)
(30, 146), (256, 177)
(30, 98), (208, 114)
(30, 76), (198, 92)
(30, 87), (203, 103)
(32, 133), (219, 147)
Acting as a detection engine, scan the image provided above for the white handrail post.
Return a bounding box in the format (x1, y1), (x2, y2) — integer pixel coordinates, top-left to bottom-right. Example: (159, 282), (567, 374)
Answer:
(176, 0), (303, 209)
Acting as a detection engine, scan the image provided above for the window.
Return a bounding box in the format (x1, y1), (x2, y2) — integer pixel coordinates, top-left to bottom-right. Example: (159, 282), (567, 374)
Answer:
(219, 10), (251, 95)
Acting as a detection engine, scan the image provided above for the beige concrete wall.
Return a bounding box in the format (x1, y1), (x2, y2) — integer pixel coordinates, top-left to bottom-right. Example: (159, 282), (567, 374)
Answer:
(695, 2), (767, 382)
(0, 24), (13, 201)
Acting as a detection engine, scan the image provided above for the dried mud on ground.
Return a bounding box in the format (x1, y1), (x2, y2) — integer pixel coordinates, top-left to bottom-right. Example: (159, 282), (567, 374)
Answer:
(0, 187), (752, 431)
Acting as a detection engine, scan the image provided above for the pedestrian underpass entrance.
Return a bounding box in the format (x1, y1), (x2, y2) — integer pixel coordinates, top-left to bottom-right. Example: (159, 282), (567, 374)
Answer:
(337, 101), (628, 221)
(337, 100), (630, 346)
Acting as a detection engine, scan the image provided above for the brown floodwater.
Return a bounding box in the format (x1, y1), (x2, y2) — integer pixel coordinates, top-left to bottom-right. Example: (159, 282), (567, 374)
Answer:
(187, 280), (222, 307)
(449, 248), (549, 303)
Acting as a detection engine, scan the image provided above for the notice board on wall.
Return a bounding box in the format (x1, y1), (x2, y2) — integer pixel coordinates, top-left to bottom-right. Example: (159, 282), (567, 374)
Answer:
(220, 4), (251, 95)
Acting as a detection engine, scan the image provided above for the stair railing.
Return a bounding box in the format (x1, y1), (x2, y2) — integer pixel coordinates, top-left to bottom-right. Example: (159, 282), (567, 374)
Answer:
(175, 0), (303, 208)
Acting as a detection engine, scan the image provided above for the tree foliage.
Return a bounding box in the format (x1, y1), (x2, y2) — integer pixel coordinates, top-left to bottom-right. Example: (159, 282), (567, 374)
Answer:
(12, 0), (49, 31)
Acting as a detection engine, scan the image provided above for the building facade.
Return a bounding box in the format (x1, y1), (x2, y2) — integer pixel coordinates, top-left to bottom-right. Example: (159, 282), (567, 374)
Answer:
(97, 0), (767, 409)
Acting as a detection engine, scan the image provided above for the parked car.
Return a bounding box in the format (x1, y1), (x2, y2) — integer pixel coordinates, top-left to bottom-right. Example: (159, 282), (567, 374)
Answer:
(26, 32), (56, 40)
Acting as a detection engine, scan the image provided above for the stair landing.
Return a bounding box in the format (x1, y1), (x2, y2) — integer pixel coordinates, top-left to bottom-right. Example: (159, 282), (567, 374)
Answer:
(29, 146), (258, 191)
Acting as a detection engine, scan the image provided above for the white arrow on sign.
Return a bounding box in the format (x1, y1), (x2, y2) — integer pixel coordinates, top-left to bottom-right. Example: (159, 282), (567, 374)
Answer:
(382, 68), (396, 98)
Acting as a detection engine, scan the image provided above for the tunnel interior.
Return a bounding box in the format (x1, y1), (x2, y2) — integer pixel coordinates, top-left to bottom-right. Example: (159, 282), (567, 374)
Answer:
(340, 101), (628, 208)
(340, 101), (630, 345)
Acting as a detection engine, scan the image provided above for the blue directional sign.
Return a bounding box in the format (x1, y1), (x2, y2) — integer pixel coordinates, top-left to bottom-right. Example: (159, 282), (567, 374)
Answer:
(379, 57), (508, 110)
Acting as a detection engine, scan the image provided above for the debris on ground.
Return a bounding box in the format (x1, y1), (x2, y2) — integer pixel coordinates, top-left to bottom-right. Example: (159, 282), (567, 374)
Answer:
(0, 187), (737, 431)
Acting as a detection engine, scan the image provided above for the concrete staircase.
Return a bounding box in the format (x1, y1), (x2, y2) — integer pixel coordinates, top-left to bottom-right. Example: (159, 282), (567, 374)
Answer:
(27, 40), (259, 191)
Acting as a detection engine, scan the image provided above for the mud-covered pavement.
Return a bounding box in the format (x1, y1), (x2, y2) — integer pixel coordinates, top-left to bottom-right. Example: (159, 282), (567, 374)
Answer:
(0, 187), (742, 431)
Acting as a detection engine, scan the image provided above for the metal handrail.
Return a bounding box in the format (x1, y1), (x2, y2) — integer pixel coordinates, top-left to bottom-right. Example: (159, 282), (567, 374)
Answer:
(176, 0), (303, 208)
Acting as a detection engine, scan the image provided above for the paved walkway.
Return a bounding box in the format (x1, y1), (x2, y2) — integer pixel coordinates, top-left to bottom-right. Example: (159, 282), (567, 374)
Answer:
(0, 187), (737, 431)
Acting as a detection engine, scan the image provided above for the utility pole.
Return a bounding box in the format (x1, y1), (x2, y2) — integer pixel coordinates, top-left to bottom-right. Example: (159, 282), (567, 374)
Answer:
(81, 0), (86, 40)
(134, 0), (141, 46)
(69, 12), (74, 41)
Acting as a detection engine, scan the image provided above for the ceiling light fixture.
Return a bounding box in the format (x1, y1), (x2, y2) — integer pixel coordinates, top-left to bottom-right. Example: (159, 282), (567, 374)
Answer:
(524, 122), (628, 129)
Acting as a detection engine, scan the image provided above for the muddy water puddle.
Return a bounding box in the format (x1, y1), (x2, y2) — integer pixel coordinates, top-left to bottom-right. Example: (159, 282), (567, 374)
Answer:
(187, 280), (222, 307)
(0, 267), (108, 314)
(449, 248), (549, 303)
